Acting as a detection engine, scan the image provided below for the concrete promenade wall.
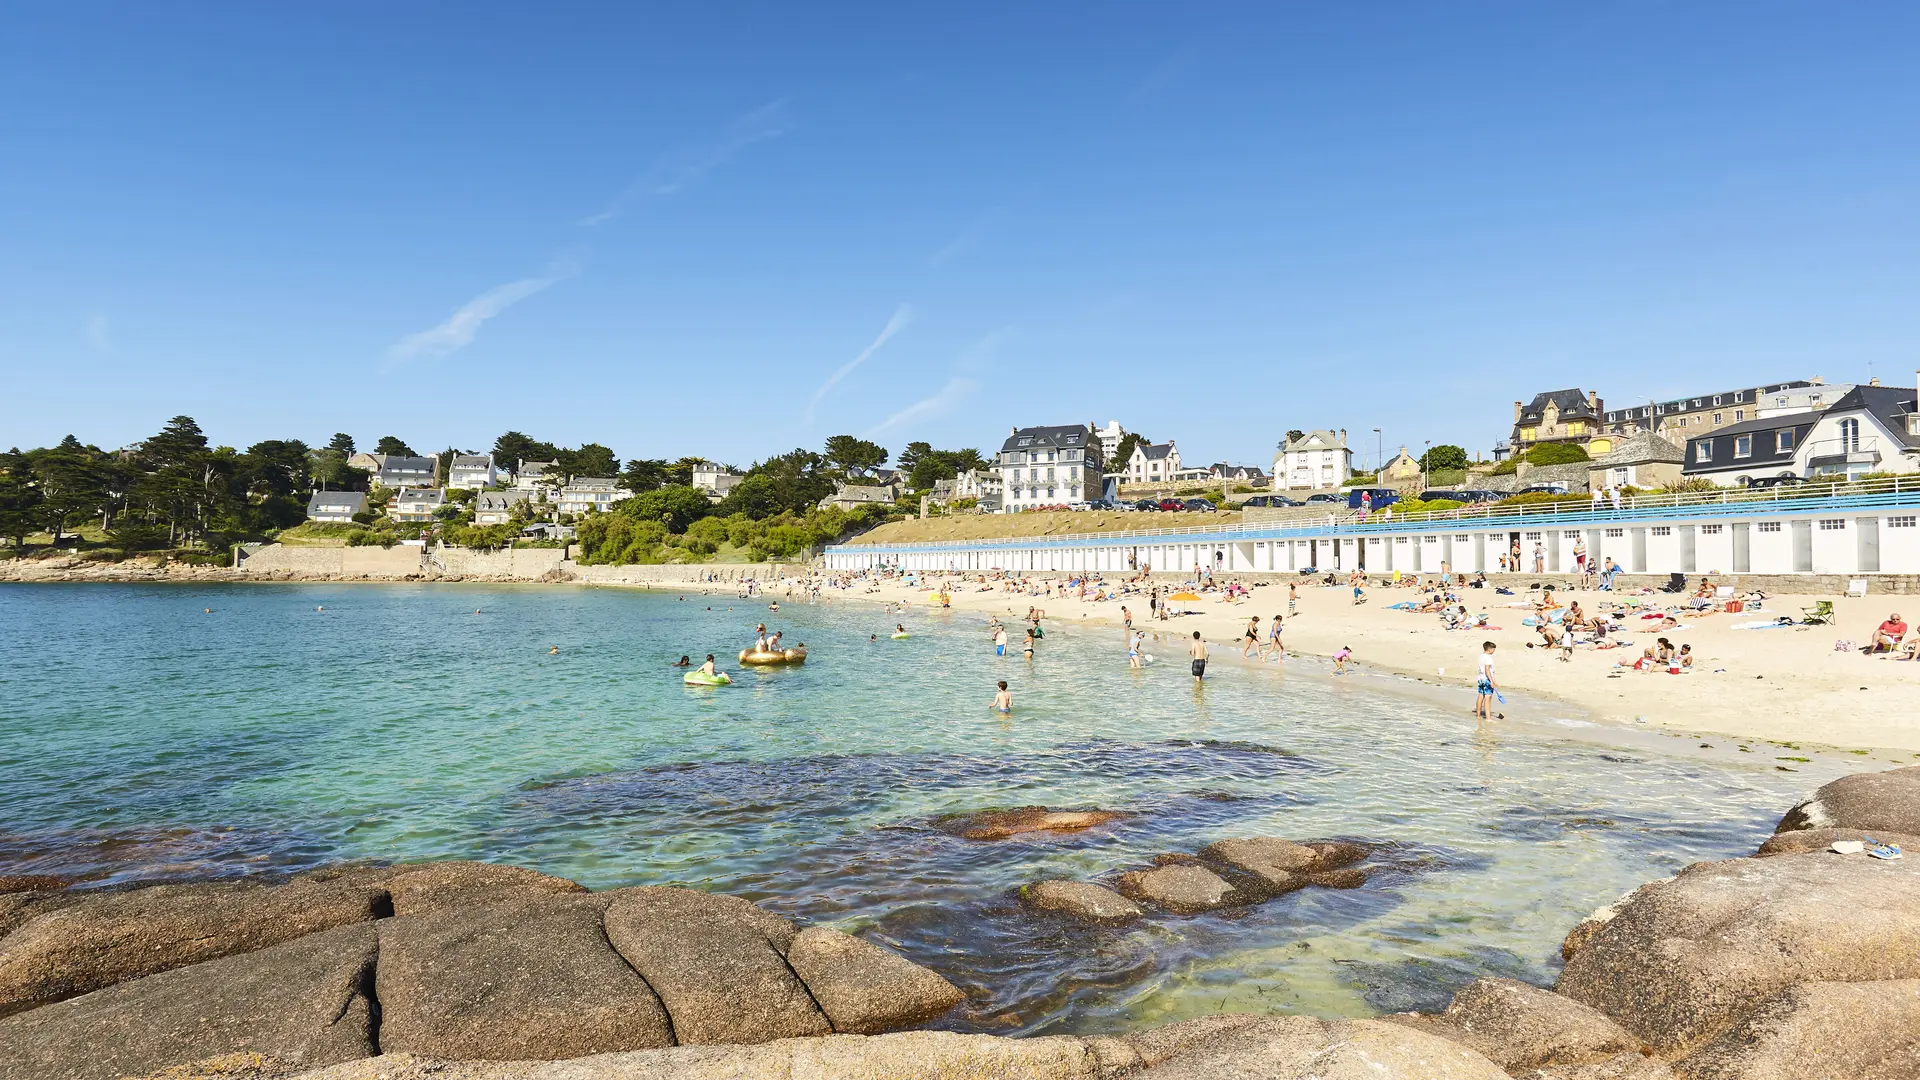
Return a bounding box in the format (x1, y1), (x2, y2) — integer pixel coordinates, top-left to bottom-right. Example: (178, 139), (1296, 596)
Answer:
(234, 544), (796, 585)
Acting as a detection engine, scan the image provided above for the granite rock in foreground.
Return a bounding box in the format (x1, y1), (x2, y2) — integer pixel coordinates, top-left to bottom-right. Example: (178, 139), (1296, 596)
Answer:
(0, 865), (964, 1080)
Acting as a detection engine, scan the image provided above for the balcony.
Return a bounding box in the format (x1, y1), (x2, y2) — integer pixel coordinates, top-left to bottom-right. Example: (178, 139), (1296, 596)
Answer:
(1802, 435), (1880, 473)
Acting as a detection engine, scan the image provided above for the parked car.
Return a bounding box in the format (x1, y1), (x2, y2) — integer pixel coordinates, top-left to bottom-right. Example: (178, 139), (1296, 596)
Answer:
(1744, 475), (1805, 490)
(1457, 489), (1503, 503)
(1182, 498), (1218, 512)
(1156, 498), (1186, 511)
(1345, 487), (1400, 510)
(1085, 498), (1118, 510)
(1240, 495), (1302, 508)
(1419, 489), (1469, 502)
(1519, 482), (1571, 495)
(1133, 498), (1161, 511)
(1305, 493), (1342, 504)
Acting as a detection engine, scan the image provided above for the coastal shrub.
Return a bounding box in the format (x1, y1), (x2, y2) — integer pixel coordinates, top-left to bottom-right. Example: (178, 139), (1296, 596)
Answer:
(1390, 498), (1464, 515)
(1494, 492), (1590, 508)
(1522, 442), (1591, 466)
(1659, 478), (1720, 494)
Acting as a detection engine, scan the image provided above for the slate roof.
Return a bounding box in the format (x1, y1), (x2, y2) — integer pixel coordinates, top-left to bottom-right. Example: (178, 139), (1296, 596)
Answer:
(307, 491), (366, 514)
(1138, 443), (1175, 461)
(450, 454), (492, 469)
(1000, 425), (1096, 454)
(1517, 389), (1601, 424)
(476, 490), (530, 512)
(1828, 384), (1920, 450)
(1281, 430), (1347, 451)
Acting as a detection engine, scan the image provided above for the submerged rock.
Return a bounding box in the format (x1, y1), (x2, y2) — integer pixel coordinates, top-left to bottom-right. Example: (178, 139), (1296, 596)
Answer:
(1019, 880), (1144, 923)
(1305, 868), (1369, 889)
(0, 923), (377, 1080)
(1197, 837), (1316, 893)
(0, 876), (68, 895)
(1555, 852), (1920, 1055)
(375, 894), (673, 1060)
(1115, 865), (1241, 915)
(784, 927), (965, 1034)
(1773, 764), (1920, 836)
(1386, 977), (1643, 1072)
(933, 807), (1127, 840)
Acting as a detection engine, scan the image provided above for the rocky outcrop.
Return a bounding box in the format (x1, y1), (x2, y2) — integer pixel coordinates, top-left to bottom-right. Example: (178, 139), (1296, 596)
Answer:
(0, 923), (377, 1080)
(1019, 880), (1143, 923)
(1670, 979), (1920, 1080)
(374, 894), (673, 1060)
(1126, 1015), (1512, 1079)
(0, 864), (968, 1079)
(601, 885), (833, 1045)
(1555, 852), (1920, 1055)
(1196, 837), (1316, 893)
(1753, 826), (1920, 857)
(1387, 977), (1643, 1072)
(784, 927), (965, 1035)
(0, 875), (69, 895)
(1115, 864), (1242, 914)
(0, 876), (389, 1017)
(933, 807), (1128, 840)
(1772, 764), (1920, 836)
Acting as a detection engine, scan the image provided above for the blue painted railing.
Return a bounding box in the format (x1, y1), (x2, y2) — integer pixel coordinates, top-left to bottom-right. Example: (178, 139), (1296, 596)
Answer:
(828, 475), (1920, 555)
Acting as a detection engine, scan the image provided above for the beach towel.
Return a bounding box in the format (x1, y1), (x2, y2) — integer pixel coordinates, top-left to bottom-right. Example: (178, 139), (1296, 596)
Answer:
(1732, 618), (1795, 630)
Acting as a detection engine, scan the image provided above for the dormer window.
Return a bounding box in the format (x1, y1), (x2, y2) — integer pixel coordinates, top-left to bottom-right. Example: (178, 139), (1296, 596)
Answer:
(1017, 437), (1032, 447)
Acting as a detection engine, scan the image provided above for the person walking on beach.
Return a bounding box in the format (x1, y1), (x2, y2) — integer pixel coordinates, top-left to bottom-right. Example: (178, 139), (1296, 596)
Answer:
(1188, 631), (1208, 683)
(1122, 605), (1132, 629)
(1475, 641), (1499, 720)
(1265, 616), (1285, 662)
(1242, 615), (1261, 658)
(1288, 582), (1298, 615)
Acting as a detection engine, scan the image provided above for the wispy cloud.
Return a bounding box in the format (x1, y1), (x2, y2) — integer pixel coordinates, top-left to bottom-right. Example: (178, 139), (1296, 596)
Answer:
(867, 377), (981, 436)
(955, 326), (1015, 372)
(386, 264), (575, 363)
(580, 98), (790, 226)
(805, 304), (915, 424)
(83, 313), (111, 353)
(929, 209), (997, 267)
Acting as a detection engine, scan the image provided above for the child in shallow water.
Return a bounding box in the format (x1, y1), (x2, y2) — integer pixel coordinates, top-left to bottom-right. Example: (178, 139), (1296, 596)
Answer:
(1333, 646), (1352, 674)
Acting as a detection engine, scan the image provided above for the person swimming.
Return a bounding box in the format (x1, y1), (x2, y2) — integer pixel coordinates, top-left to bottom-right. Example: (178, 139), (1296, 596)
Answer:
(548, 645), (560, 655)
(672, 655), (692, 667)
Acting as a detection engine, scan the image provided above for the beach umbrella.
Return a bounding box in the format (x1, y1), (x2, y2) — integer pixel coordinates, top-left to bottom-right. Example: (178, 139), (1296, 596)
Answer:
(1170, 591), (1202, 601)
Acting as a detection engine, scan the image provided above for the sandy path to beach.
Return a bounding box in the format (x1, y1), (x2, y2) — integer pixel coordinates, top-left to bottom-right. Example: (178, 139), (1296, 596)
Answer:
(820, 572), (1920, 755)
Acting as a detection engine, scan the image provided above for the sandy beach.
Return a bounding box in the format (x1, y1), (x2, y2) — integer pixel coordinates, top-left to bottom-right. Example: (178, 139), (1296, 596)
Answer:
(784, 571), (1920, 757)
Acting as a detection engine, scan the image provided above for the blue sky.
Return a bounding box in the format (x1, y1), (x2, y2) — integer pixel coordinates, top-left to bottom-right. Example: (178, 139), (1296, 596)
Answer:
(3, 4), (1917, 471)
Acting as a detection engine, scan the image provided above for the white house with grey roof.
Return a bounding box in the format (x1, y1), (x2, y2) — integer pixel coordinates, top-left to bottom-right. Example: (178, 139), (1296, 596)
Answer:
(306, 491), (366, 523)
(1273, 430), (1353, 491)
(386, 488), (446, 522)
(447, 454), (499, 490)
(473, 489), (532, 525)
(1121, 441), (1181, 486)
(996, 424), (1104, 511)
(348, 453), (439, 490)
(515, 460), (559, 493)
(555, 477), (629, 516)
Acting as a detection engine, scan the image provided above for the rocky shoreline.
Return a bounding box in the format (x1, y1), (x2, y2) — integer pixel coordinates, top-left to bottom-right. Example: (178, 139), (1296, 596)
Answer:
(2, 766), (1917, 1079)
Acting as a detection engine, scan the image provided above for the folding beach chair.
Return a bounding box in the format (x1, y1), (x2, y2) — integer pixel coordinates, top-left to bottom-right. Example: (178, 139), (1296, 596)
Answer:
(1847, 579), (1869, 598)
(1800, 600), (1835, 626)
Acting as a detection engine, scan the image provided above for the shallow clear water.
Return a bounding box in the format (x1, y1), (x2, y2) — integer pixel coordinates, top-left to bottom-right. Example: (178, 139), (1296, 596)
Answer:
(0, 582), (1842, 1034)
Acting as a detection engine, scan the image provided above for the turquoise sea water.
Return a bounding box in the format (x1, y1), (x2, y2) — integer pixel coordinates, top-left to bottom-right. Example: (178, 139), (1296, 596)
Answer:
(0, 582), (1843, 1034)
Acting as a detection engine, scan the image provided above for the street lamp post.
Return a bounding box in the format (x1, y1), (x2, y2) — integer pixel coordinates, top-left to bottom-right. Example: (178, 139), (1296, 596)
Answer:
(1422, 439), (1431, 493)
(1373, 429), (1382, 478)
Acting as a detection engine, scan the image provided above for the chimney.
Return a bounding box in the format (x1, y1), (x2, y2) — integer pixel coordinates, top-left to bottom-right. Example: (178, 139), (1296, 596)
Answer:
(1811, 376), (1824, 385)
(1871, 376), (1881, 387)
(1514, 401), (1524, 422)
(1591, 391), (1603, 413)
